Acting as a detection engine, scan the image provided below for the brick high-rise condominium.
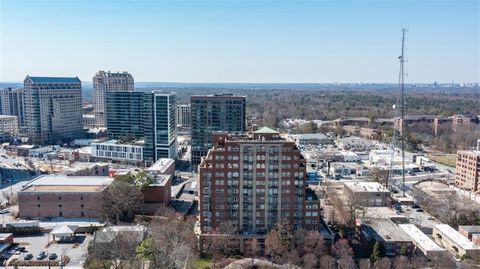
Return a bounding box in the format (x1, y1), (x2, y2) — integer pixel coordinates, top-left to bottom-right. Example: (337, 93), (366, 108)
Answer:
(455, 148), (480, 193)
(199, 127), (321, 235)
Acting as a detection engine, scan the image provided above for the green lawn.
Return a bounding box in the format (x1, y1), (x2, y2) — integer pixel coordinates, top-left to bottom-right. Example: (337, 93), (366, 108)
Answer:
(191, 257), (211, 269)
(428, 154), (457, 167)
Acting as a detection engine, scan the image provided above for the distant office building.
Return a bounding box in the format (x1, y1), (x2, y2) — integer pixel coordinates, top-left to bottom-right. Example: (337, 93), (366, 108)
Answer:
(105, 91), (177, 164)
(455, 149), (480, 193)
(83, 114), (96, 129)
(143, 92), (177, 162)
(0, 115), (19, 143)
(176, 104), (191, 128)
(0, 88), (24, 127)
(23, 76), (84, 145)
(105, 91), (145, 139)
(190, 94), (246, 165)
(93, 71), (134, 127)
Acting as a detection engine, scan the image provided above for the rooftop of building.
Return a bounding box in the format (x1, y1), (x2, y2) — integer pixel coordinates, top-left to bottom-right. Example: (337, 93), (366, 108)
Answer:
(146, 158), (175, 173)
(95, 225), (146, 243)
(434, 224), (480, 250)
(26, 76), (81, 84)
(253, 126), (279, 134)
(0, 115), (17, 120)
(23, 185), (106, 193)
(338, 136), (374, 144)
(297, 133), (329, 139)
(24, 175), (113, 187)
(93, 139), (144, 146)
(0, 233), (12, 241)
(459, 225), (480, 233)
(344, 181), (389, 193)
(398, 224), (445, 252)
(149, 174), (171, 187)
(190, 93), (246, 99)
(364, 219), (412, 242)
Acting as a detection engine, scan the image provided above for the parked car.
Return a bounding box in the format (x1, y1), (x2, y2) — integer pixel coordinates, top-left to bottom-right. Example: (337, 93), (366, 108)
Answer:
(0, 209), (10, 214)
(36, 251), (46, 260)
(48, 253), (57, 260)
(16, 246), (26, 252)
(416, 209), (424, 212)
(411, 204), (420, 209)
(9, 249), (20, 255)
(24, 254), (34, 260)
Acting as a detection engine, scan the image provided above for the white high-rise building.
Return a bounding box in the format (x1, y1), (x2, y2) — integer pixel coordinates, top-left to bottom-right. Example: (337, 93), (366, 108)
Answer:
(23, 76), (84, 145)
(93, 71), (134, 127)
(176, 104), (191, 128)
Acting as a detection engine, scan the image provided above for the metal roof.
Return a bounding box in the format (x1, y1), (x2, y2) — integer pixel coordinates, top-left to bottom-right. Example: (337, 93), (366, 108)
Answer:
(26, 76), (81, 84)
(254, 126), (279, 134)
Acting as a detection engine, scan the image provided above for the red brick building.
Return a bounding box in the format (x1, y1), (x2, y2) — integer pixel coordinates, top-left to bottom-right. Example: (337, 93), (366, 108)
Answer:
(18, 175), (113, 219)
(455, 150), (480, 193)
(199, 127), (322, 235)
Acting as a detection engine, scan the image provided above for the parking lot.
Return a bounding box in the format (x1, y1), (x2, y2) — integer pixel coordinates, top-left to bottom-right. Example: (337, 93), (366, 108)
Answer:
(12, 233), (92, 267)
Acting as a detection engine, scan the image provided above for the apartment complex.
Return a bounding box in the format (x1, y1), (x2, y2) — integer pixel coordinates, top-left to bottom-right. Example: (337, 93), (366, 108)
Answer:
(91, 140), (144, 166)
(455, 148), (480, 193)
(0, 115), (19, 143)
(176, 104), (191, 128)
(199, 127), (322, 236)
(0, 88), (24, 127)
(191, 94), (246, 165)
(93, 71), (134, 127)
(23, 76), (84, 145)
(105, 91), (177, 163)
(18, 175), (113, 219)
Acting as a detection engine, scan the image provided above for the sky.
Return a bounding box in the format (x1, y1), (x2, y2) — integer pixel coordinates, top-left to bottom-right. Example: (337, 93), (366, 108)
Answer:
(0, 0), (479, 83)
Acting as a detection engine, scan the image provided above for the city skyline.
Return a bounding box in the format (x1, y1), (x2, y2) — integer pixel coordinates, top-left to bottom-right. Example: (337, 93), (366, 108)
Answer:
(1, 0), (479, 83)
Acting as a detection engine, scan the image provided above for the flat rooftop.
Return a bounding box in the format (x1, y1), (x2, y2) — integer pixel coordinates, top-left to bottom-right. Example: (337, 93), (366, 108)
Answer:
(344, 181), (389, 193)
(398, 224), (445, 252)
(23, 185), (106, 193)
(434, 224), (480, 250)
(150, 174), (171, 187)
(366, 219), (412, 242)
(25, 175), (113, 187)
(146, 158), (175, 173)
(459, 225), (480, 233)
(0, 115), (17, 120)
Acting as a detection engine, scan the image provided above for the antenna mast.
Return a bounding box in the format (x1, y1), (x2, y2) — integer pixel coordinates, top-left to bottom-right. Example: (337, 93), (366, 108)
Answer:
(399, 28), (407, 197)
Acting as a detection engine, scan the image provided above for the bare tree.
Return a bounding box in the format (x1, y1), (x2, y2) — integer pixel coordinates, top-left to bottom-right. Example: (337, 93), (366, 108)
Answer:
(319, 255), (336, 269)
(332, 239), (353, 258)
(430, 252), (456, 269)
(373, 257), (391, 269)
(147, 209), (197, 269)
(370, 168), (390, 188)
(359, 259), (372, 269)
(338, 255), (357, 269)
(102, 181), (143, 224)
(392, 255), (410, 269)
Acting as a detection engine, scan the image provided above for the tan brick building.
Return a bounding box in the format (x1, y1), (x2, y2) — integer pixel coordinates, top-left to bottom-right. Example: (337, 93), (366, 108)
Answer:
(18, 175), (113, 219)
(455, 150), (480, 193)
